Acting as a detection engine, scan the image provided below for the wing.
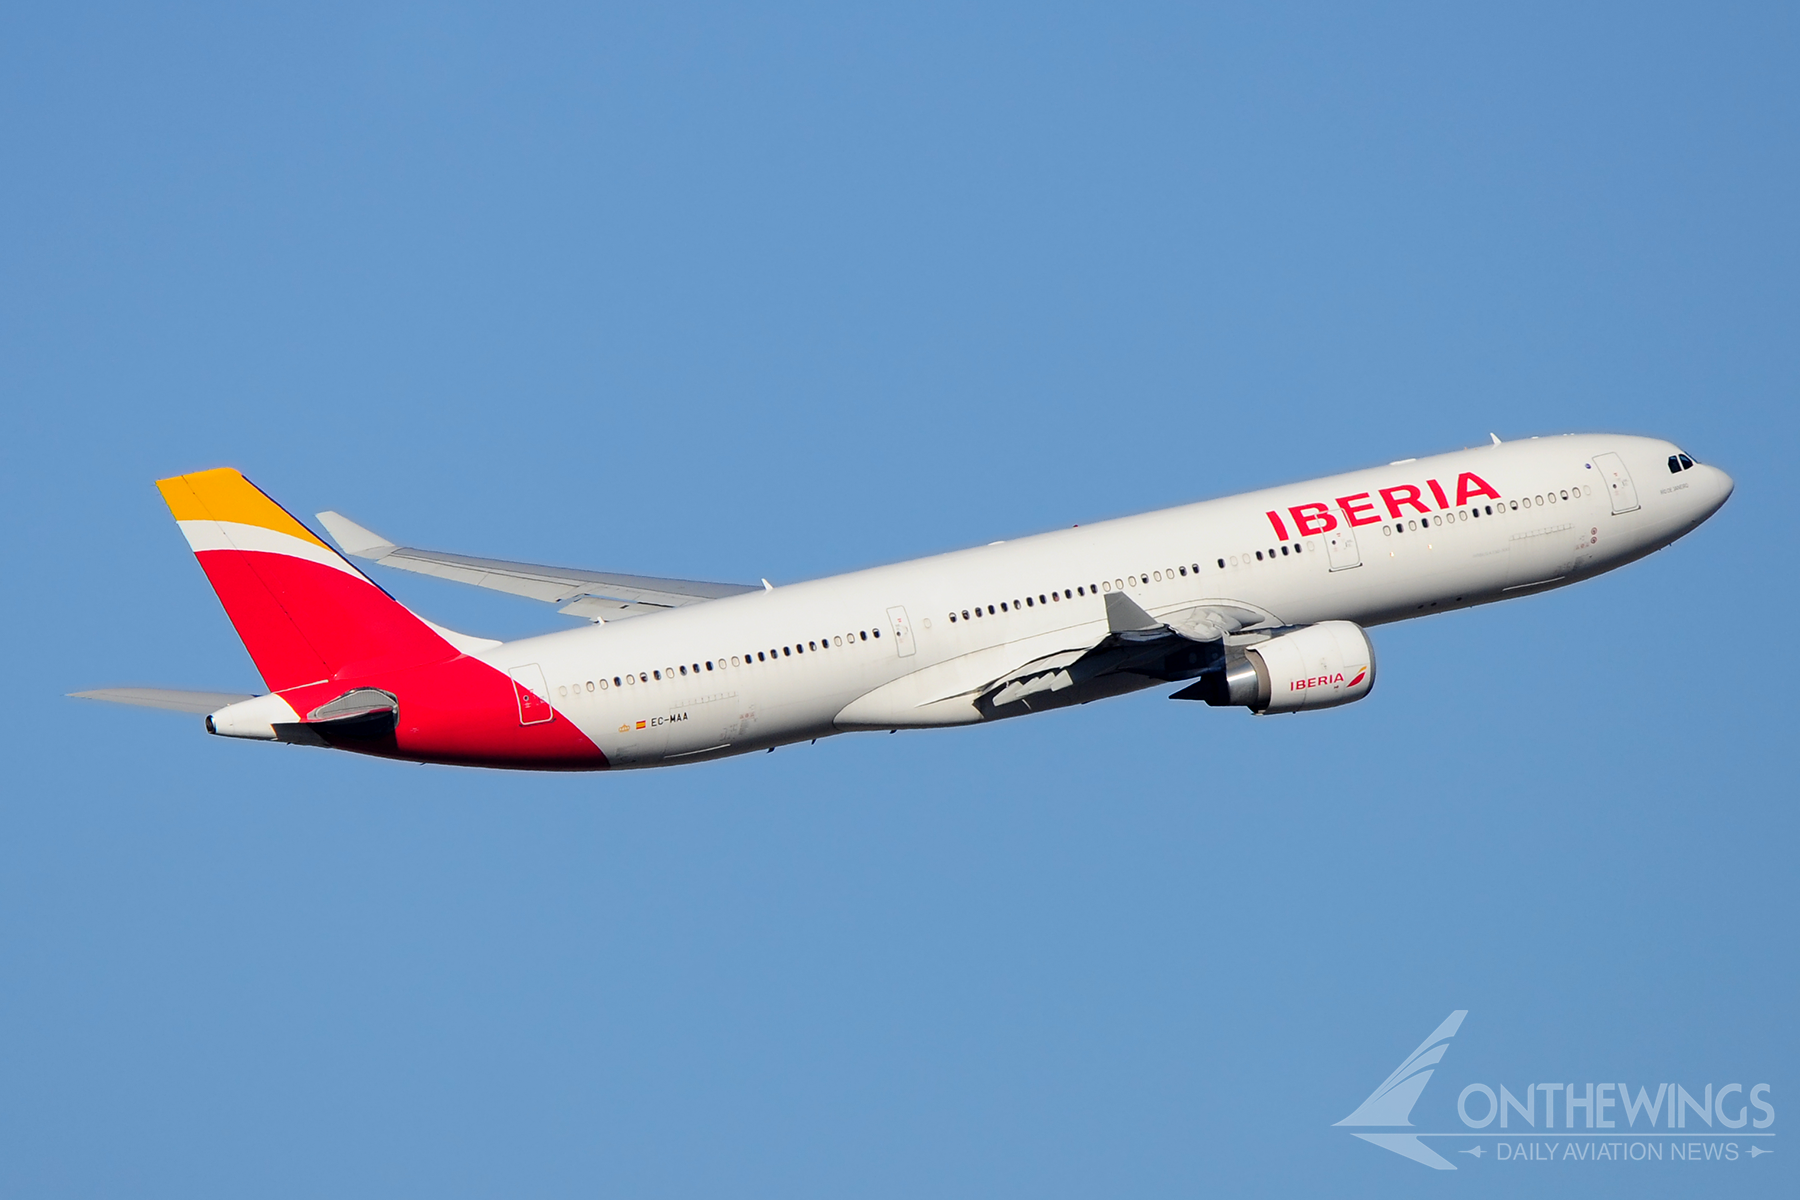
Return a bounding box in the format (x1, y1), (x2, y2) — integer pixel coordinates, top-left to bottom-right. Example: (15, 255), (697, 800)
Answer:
(315, 512), (761, 621)
(948, 594), (1278, 714)
(982, 594), (1248, 709)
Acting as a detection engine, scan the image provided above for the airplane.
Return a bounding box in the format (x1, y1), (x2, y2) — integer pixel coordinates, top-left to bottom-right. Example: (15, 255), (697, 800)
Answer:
(73, 433), (1731, 770)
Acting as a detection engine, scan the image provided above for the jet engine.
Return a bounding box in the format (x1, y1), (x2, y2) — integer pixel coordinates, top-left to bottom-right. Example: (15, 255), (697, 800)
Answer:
(1201, 620), (1376, 713)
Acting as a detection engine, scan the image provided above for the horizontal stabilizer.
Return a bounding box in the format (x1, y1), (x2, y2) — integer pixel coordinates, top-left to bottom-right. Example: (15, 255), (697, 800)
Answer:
(317, 511), (760, 618)
(71, 687), (255, 714)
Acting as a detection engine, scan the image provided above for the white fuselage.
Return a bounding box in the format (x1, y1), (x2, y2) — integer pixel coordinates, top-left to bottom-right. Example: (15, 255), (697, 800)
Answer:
(474, 434), (1730, 767)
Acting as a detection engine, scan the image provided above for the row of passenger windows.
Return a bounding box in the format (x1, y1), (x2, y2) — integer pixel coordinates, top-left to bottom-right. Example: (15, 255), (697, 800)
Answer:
(1219, 543), (1305, 567)
(556, 627), (883, 697)
(945, 562), (1226, 625)
(1379, 486), (1590, 535)
(557, 483), (1598, 699)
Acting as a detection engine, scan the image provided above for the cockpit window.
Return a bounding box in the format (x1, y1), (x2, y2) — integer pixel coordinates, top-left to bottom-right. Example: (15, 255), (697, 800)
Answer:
(1679, 453), (1695, 469)
(1669, 453), (1697, 474)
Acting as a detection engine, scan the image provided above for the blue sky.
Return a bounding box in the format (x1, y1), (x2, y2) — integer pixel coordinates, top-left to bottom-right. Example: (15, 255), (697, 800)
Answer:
(2, 4), (1794, 1195)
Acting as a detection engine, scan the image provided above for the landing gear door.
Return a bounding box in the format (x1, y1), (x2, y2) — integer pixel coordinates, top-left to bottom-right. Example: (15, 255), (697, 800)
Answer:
(1325, 511), (1362, 572)
(886, 606), (917, 657)
(1592, 452), (1640, 514)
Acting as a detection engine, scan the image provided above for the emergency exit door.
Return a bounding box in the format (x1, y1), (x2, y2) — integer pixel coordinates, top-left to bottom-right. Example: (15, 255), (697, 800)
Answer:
(886, 606), (917, 657)
(1592, 452), (1640, 514)
(1325, 511), (1363, 571)
(509, 663), (554, 725)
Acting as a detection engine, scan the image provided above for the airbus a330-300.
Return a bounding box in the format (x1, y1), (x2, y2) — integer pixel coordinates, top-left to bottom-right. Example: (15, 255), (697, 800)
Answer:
(76, 433), (1730, 770)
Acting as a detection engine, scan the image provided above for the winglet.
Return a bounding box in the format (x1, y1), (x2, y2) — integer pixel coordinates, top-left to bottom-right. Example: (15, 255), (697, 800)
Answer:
(316, 511), (397, 560)
(1489, 432), (1502, 446)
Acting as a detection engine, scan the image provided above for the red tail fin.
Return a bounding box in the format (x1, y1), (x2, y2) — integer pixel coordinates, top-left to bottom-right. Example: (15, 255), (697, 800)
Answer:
(158, 469), (457, 692)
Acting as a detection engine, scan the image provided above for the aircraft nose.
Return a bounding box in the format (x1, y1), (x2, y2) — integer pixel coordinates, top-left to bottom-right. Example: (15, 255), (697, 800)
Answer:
(1699, 463), (1734, 515)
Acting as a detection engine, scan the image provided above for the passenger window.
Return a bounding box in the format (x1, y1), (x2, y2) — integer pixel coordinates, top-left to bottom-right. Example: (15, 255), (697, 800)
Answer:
(860, 631), (867, 640)
(987, 605), (995, 615)
(1280, 545), (1288, 556)
(834, 636), (843, 646)
(678, 665), (687, 676)
(873, 629), (880, 637)
(653, 670), (661, 680)
(1025, 597), (1034, 607)
(782, 646), (791, 656)
(1076, 587), (1085, 596)
(1000, 602), (1008, 612)
(1255, 551), (1262, 561)
(705, 661), (713, 671)
(1217, 559), (1224, 568)
(731, 657), (740, 667)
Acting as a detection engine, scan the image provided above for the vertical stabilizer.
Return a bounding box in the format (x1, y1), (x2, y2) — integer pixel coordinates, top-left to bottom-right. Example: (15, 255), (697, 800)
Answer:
(157, 469), (456, 692)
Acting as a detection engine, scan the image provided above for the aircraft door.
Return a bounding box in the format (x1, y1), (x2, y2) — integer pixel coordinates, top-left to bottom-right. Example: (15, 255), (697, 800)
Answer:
(886, 606), (917, 657)
(1324, 510), (1362, 571)
(1592, 452), (1640, 514)
(509, 664), (554, 725)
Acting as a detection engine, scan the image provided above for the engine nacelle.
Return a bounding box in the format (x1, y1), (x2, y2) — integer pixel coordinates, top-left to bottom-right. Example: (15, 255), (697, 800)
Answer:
(1210, 621), (1376, 713)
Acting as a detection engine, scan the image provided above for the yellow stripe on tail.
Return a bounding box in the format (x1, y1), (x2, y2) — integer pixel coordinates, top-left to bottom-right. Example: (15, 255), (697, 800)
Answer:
(156, 468), (333, 550)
